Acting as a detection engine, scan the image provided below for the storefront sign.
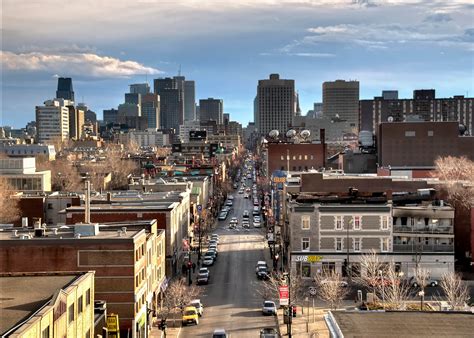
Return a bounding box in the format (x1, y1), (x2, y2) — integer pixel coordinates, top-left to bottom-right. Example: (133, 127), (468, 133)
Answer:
(279, 286), (289, 306)
(293, 255), (323, 263)
(107, 314), (120, 333)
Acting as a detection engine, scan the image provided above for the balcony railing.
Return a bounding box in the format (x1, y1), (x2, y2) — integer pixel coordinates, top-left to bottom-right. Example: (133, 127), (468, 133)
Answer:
(393, 244), (454, 253)
(393, 225), (453, 234)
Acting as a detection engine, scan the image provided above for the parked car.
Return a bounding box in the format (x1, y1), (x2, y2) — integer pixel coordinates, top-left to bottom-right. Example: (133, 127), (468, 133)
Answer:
(244, 193), (249, 199)
(319, 279), (348, 287)
(218, 211), (228, 221)
(212, 329), (229, 338)
(242, 220), (250, 228)
(197, 272), (210, 285)
(199, 267), (210, 275)
(189, 299), (204, 316)
(253, 220), (261, 228)
(225, 200), (233, 206)
(260, 328), (279, 338)
(262, 301), (277, 315)
(412, 278), (439, 288)
(203, 257), (214, 266)
(243, 210), (250, 218)
(230, 217), (238, 225)
(182, 306), (199, 325)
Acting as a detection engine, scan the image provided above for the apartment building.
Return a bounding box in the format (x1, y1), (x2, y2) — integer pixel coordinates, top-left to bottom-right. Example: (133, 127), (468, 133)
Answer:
(35, 99), (70, 143)
(0, 221), (166, 337)
(286, 194), (455, 279)
(0, 271), (95, 338)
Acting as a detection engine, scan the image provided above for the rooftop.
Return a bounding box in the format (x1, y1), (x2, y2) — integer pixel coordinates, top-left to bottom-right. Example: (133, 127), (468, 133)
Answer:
(0, 273), (81, 335)
(329, 311), (474, 338)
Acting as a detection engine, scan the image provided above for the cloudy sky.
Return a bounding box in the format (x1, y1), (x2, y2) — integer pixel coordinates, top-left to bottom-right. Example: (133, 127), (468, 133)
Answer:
(1, 0), (473, 127)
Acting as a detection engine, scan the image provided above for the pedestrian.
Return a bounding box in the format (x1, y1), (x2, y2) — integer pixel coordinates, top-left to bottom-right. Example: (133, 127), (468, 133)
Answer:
(192, 262), (196, 273)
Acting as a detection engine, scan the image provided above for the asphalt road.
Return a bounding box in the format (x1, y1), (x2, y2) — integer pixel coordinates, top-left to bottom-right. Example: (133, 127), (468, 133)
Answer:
(181, 178), (278, 337)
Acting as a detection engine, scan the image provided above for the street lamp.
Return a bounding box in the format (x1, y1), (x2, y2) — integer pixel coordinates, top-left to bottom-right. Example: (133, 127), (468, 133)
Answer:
(379, 270), (385, 310)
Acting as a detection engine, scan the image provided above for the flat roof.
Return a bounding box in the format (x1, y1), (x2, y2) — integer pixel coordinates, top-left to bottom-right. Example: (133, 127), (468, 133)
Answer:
(330, 311), (474, 338)
(0, 274), (80, 335)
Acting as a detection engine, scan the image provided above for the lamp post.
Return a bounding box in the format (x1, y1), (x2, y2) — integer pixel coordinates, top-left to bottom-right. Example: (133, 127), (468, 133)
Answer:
(283, 272), (292, 338)
(379, 270), (385, 310)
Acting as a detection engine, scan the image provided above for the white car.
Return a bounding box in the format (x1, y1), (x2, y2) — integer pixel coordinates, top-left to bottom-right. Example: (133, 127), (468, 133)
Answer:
(253, 220), (261, 228)
(203, 257), (214, 266)
(244, 193), (249, 199)
(262, 300), (277, 315)
(230, 217), (238, 225)
(189, 299), (204, 316)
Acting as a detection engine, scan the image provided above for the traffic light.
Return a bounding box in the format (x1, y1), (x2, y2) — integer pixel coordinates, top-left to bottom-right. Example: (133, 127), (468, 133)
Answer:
(292, 305), (297, 317)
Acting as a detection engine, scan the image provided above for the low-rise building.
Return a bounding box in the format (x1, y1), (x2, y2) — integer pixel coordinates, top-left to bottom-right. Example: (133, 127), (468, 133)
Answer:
(0, 143), (56, 161)
(0, 221), (166, 337)
(0, 157), (51, 192)
(0, 271), (95, 338)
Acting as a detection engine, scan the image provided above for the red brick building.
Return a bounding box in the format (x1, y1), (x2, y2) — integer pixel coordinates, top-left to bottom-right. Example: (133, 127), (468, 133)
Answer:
(266, 142), (325, 174)
(378, 121), (474, 169)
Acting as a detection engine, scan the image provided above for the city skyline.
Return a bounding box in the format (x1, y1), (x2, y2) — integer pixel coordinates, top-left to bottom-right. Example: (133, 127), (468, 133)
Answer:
(2, 0), (473, 128)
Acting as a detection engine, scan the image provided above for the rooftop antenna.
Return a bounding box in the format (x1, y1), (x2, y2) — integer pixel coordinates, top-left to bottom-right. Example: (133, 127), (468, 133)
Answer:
(178, 64), (182, 76)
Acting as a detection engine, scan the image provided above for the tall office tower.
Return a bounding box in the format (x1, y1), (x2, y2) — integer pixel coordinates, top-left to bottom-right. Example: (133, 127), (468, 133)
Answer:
(142, 93), (160, 129)
(199, 98), (223, 124)
(103, 108), (119, 125)
(254, 96), (259, 132)
(68, 105), (85, 140)
(184, 80), (196, 121)
(196, 105), (200, 120)
(154, 77), (184, 131)
(322, 79), (360, 131)
(359, 90), (473, 135)
(129, 83), (150, 95)
(56, 77), (75, 102)
(35, 99), (70, 143)
(257, 74), (296, 136)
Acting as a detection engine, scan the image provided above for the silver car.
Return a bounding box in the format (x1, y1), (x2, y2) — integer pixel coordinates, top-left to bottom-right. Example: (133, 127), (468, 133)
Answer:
(262, 300), (277, 315)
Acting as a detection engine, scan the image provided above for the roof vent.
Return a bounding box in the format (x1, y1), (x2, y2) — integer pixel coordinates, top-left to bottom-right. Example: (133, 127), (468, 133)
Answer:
(117, 229), (123, 237)
(121, 227), (127, 234)
(13, 230), (19, 237)
(20, 234), (32, 240)
(53, 228), (58, 235)
(74, 233), (81, 239)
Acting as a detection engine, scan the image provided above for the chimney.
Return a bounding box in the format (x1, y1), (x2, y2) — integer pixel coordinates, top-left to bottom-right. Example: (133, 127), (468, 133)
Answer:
(386, 190), (393, 203)
(107, 192), (112, 203)
(84, 181), (91, 224)
(320, 128), (326, 168)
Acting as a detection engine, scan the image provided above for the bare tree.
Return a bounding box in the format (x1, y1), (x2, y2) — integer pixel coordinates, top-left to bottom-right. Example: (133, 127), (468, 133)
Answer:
(439, 272), (470, 311)
(157, 278), (202, 326)
(255, 271), (306, 307)
(434, 156), (474, 210)
(314, 270), (348, 310)
(0, 178), (21, 223)
(36, 156), (82, 191)
(413, 268), (431, 310)
(354, 250), (410, 309)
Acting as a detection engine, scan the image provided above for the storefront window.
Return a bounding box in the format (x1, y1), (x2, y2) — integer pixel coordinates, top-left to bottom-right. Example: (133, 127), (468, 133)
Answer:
(302, 262), (311, 278)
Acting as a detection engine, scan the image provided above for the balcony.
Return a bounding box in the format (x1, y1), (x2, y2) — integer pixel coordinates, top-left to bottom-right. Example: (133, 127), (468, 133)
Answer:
(393, 243), (454, 253)
(393, 225), (453, 235)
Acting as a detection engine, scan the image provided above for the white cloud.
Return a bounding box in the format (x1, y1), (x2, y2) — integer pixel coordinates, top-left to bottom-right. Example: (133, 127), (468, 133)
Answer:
(0, 51), (161, 78)
(307, 26), (350, 34)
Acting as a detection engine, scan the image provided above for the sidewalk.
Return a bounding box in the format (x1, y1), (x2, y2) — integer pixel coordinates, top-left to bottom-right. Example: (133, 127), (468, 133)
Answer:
(275, 306), (330, 338)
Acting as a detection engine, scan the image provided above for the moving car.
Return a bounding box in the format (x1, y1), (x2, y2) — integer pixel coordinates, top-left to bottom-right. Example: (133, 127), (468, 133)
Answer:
(412, 278), (439, 288)
(189, 299), (204, 316)
(244, 193), (249, 199)
(243, 210), (250, 219)
(262, 301), (277, 315)
(218, 211), (228, 221)
(212, 329), (229, 338)
(230, 217), (238, 225)
(256, 261), (268, 273)
(238, 189), (244, 194)
(225, 200), (233, 207)
(257, 266), (269, 280)
(182, 306), (199, 325)
(319, 279), (348, 287)
(253, 220), (261, 228)
(242, 220), (250, 228)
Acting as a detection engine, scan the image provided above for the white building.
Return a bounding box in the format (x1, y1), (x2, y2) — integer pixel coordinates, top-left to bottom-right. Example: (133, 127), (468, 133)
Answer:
(121, 129), (170, 147)
(0, 144), (56, 161)
(35, 99), (71, 143)
(0, 157), (51, 192)
(179, 120), (202, 143)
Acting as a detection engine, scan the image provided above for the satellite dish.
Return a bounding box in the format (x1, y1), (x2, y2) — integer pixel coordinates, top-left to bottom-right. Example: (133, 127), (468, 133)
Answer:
(268, 130), (279, 138)
(387, 116), (394, 122)
(286, 129), (297, 138)
(300, 130), (311, 139)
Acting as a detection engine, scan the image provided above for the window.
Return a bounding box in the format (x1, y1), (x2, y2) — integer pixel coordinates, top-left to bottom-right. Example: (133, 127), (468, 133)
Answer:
(298, 155), (302, 160)
(280, 155), (284, 160)
(381, 238), (389, 252)
(336, 238), (342, 251)
(292, 155), (296, 160)
(86, 289), (91, 306)
(354, 238), (361, 252)
(302, 237), (310, 251)
(428, 130), (434, 136)
(68, 303), (74, 324)
(304, 155), (308, 160)
(335, 216), (343, 230)
(310, 155), (314, 160)
(47, 203), (53, 210)
(354, 216), (361, 230)
(381, 216), (389, 230)
(42, 326), (49, 338)
(301, 262), (311, 277)
(322, 262), (335, 273)
(301, 216), (310, 230)
(78, 296), (83, 314)
(405, 131), (416, 137)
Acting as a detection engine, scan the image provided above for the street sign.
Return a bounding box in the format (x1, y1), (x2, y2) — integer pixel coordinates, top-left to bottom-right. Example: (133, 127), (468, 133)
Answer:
(279, 286), (289, 306)
(197, 204), (202, 213)
(308, 286), (317, 296)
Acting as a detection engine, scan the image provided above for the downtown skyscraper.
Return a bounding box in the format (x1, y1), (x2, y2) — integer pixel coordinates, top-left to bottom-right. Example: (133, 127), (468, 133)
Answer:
(56, 77), (75, 102)
(154, 77), (184, 131)
(256, 74), (296, 137)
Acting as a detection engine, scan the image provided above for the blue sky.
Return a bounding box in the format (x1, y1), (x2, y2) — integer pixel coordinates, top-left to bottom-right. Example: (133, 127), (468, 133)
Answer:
(1, 0), (473, 128)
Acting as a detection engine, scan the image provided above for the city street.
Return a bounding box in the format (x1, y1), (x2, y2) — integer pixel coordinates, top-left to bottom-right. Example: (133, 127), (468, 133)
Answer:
(181, 178), (278, 337)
